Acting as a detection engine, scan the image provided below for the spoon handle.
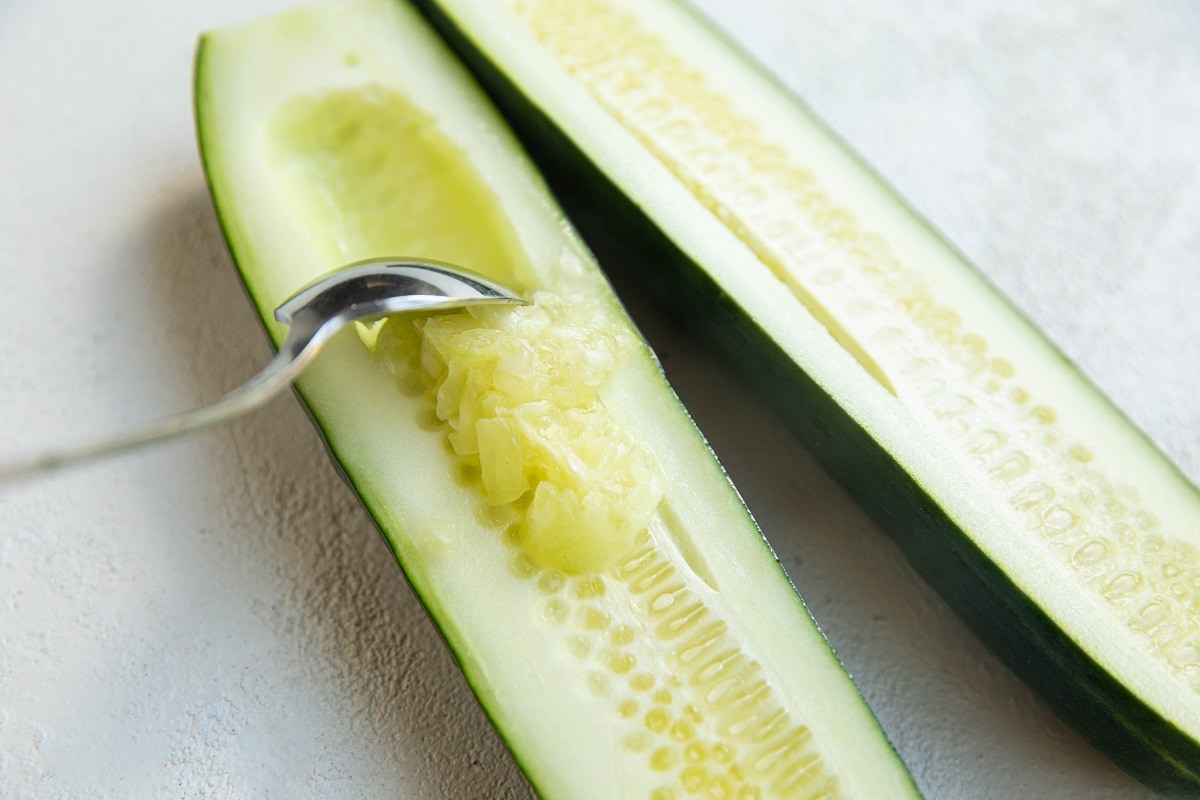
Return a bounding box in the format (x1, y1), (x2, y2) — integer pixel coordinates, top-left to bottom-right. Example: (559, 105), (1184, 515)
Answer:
(0, 326), (318, 485)
(0, 259), (524, 486)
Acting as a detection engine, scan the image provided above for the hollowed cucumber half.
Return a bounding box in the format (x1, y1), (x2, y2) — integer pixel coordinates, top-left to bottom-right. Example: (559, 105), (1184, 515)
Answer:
(194, 0), (922, 797)
(407, 0), (1200, 794)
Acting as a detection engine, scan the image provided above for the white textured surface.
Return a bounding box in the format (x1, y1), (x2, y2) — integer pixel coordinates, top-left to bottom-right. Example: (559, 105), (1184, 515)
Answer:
(0, 0), (1195, 798)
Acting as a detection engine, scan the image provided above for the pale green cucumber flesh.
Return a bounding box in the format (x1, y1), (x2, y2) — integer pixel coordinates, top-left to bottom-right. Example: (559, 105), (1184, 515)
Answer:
(408, 0), (1200, 795)
(193, 0), (922, 797)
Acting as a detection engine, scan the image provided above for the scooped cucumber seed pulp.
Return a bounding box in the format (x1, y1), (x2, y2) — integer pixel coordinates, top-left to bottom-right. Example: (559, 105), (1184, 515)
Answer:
(268, 83), (845, 797)
(372, 292), (664, 575)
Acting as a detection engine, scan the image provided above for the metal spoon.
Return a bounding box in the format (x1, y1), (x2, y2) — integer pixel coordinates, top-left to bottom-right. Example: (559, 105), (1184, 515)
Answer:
(0, 258), (525, 484)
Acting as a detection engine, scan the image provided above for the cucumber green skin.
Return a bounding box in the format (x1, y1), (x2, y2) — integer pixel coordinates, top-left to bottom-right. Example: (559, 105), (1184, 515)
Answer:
(409, 2), (1200, 795)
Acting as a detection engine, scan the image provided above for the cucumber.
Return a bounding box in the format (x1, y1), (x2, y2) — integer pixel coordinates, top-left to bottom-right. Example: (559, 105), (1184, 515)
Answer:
(194, 0), (922, 797)
(405, 0), (1200, 794)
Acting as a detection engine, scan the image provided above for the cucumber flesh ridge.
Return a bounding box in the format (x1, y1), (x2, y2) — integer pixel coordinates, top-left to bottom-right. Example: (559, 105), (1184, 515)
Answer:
(195, 1), (922, 797)
(411, 293), (666, 575)
(410, 0), (1200, 792)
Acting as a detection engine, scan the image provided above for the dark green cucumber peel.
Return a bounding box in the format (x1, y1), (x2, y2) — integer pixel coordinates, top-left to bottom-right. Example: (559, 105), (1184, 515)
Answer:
(407, 1), (1200, 794)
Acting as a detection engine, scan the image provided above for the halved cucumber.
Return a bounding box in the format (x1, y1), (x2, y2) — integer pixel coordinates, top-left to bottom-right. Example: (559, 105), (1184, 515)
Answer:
(194, 0), (922, 797)
(407, 0), (1200, 794)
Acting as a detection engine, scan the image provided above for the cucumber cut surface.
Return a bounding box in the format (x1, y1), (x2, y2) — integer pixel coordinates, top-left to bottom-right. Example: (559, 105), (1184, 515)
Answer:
(409, 0), (1200, 793)
(195, 0), (922, 797)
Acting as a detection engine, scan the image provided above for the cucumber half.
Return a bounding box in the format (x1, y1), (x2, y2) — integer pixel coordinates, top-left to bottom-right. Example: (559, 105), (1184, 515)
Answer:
(194, 0), (922, 797)
(407, 0), (1200, 794)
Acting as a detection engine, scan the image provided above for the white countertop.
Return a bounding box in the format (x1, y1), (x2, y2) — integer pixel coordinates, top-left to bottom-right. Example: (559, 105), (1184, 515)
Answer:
(1, 0), (1196, 797)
